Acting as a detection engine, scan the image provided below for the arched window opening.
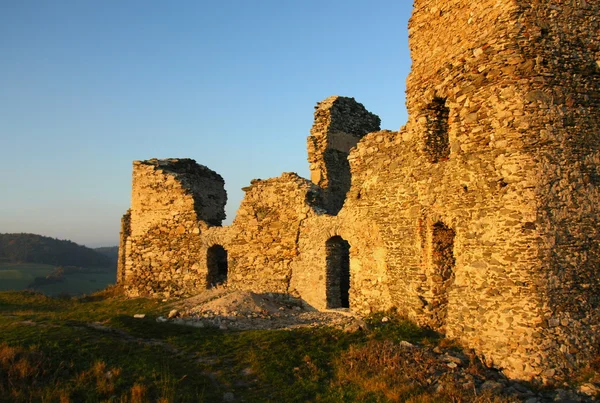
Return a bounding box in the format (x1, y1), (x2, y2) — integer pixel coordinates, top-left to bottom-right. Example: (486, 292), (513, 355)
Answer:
(326, 236), (351, 309)
(431, 222), (456, 333)
(424, 97), (450, 163)
(206, 245), (228, 288)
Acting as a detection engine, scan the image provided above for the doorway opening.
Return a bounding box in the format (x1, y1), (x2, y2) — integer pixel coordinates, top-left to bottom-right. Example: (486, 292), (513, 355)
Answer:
(206, 245), (228, 288)
(326, 236), (351, 308)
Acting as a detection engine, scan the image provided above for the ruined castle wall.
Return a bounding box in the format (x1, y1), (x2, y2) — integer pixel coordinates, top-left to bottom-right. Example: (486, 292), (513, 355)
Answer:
(407, 0), (521, 115)
(122, 159), (227, 298)
(225, 173), (323, 294)
(334, 0), (549, 378)
(346, 125), (543, 378)
(130, 159), (226, 238)
(117, 0), (600, 382)
(290, 212), (392, 313)
(308, 96), (380, 214)
(329, 0), (600, 379)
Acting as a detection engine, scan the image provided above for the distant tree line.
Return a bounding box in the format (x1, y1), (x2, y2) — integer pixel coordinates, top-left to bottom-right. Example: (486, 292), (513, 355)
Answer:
(93, 246), (119, 261)
(0, 233), (115, 268)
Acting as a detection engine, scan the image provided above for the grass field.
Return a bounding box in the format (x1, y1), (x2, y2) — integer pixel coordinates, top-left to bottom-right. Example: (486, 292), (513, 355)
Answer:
(0, 263), (56, 292)
(0, 290), (544, 403)
(35, 269), (116, 297)
(0, 263), (116, 296)
(0, 290), (598, 402)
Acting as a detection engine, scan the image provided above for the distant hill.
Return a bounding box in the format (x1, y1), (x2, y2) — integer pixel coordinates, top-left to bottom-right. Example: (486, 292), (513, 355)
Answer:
(0, 233), (113, 268)
(94, 246), (119, 262)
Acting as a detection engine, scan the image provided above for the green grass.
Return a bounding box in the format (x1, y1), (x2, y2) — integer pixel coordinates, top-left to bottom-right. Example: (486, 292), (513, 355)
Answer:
(0, 263), (56, 291)
(0, 263), (116, 296)
(35, 269), (116, 297)
(0, 290), (573, 403)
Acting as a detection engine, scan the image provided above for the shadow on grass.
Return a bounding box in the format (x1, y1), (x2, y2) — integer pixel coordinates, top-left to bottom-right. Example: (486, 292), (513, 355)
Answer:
(0, 317), (219, 403)
(0, 291), (70, 314)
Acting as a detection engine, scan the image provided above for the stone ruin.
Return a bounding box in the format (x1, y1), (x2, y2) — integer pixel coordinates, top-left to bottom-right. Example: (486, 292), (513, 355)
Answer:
(118, 0), (600, 381)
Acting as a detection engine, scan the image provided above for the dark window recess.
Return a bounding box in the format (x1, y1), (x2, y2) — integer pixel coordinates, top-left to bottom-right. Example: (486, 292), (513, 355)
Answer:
(430, 222), (455, 333)
(326, 236), (351, 308)
(206, 245), (228, 288)
(424, 97), (451, 163)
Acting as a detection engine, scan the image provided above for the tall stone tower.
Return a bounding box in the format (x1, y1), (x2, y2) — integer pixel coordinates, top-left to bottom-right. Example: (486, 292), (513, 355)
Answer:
(403, 0), (600, 379)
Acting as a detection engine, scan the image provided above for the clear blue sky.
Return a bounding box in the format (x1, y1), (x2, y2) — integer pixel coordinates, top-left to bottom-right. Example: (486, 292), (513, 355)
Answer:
(1, 1), (414, 247)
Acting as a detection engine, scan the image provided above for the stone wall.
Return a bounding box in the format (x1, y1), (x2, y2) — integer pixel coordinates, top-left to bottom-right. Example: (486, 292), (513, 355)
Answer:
(289, 212), (393, 313)
(118, 0), (600, 381)
(307, 96), (380, 214)
(224, 173), (323, 294)
(129, 159), (226, 238)
(514, 0), (600, 380)
(122, 159), (227, 298)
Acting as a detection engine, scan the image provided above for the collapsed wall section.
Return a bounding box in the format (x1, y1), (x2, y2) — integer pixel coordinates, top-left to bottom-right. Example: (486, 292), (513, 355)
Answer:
(307, 96), (380, 214)
(130, 159), (226, 237)
(121, 159), (227, 298)
(225, 173), (323, 293)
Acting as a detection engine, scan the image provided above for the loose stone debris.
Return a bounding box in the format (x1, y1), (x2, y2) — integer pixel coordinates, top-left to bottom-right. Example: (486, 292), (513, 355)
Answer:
(162, 289), (362, 332)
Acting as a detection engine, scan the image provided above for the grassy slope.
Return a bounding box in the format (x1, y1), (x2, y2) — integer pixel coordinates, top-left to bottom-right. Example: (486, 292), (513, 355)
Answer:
(1, 290), (598, 402)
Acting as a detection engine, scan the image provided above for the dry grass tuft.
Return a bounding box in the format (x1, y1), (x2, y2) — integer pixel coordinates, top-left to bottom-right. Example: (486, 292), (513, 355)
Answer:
(59, 391), (71, 403)
(73, 360), (122, 396)
(572, 353), (600, 387)
(333, 339), (514, 402)
(0, 342), (44, 382)
(95, 284), (125, 298)
(0, 343), (18, 366)
(130, 383), (148, 403)
(0, 343), (127, 402)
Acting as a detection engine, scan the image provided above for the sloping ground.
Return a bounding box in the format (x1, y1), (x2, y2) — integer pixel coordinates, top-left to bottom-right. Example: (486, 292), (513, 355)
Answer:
(0, 289), (598, 402)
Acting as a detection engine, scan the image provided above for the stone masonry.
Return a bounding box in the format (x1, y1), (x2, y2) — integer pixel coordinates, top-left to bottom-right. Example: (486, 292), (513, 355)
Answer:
(118, 0), (600, 381)
(308, 96), (381, 214)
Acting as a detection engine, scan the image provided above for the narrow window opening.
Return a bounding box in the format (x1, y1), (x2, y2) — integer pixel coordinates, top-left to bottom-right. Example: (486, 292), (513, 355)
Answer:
(326, 236), (351, 309)
(206, 245), (228, 288)
(424, 97), (450, 163)
(430, 222), (455, 333)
